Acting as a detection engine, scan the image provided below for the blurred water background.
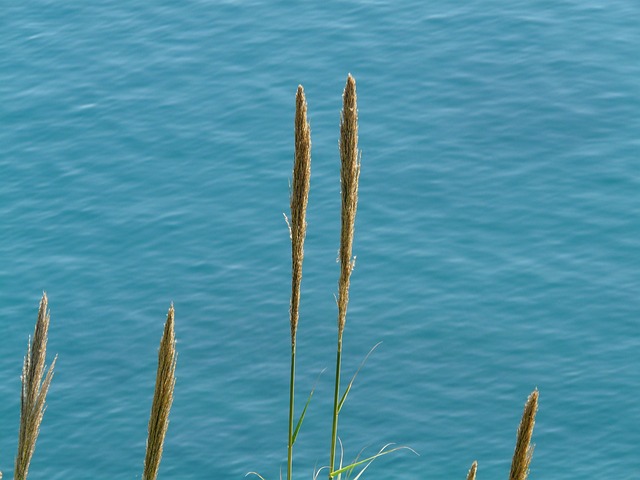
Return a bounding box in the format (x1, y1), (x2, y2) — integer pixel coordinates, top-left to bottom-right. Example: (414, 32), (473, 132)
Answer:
(1, 1), (639, 479)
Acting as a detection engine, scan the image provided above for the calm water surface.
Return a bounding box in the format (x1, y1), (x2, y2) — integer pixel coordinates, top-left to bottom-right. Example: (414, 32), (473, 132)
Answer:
(1, 1), (639, 479)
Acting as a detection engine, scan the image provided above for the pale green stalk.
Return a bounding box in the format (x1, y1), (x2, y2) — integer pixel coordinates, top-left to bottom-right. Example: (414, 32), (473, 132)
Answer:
(329, 74), (360, 479)
(15, 292), (57, 480)
(509, 389), (538, 480)
(288, 85), (311, 480)
(142, 305), (177, 480)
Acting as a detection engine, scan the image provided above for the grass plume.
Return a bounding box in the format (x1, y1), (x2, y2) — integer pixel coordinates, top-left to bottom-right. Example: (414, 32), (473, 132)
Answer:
(287, 84), (312, 480)
(329, 73), (361, 479)
(466, 460), (477, 480)
(509, 389), (538, 480)
(14, 292), (57, 480)
(289, 84), (312, 348)
(142, 305), (177, 480)
(336, 74), (360, 339)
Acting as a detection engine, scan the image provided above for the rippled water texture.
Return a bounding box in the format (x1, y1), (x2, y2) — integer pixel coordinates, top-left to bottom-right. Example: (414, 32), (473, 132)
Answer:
(1, 2), (639, 479)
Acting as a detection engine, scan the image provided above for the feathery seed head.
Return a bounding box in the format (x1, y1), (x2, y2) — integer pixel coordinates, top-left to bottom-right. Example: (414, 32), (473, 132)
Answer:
(289, 85), (311, 347)
(337, 74), (360, 337)
(509, 389), (539, 480)
(15, 292), (56, 480)
(466, 461), (478, 480)
(143, 305), (177, 480)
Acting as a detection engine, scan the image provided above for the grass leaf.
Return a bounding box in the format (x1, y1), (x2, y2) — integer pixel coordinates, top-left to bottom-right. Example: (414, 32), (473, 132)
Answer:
(338, 342), (381, 413)
(330, 444), (417, 478)
(292, 369), (325, 445)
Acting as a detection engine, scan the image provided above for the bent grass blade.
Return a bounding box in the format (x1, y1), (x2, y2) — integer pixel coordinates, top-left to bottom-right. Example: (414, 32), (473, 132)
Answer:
(330, 444), (418, 479)
(337, 342), (381, 414)
(292, 368), (326, 446)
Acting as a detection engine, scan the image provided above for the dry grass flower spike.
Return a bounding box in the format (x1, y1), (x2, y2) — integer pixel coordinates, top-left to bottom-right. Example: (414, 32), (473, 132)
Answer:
(14, 292), (57, 480)
(286, 84), (312, 480)
(329, 73), (361, 478)
(142, 305), (177, 480)
(509, 389), (539, 480)
(466, 460), (477, 480)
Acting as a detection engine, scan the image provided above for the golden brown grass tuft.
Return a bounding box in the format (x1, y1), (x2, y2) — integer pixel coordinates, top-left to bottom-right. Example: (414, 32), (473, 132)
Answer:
(336, 73), (360, 339)
(509, 389), (539, 480)
(289, 84), (311, 348)
(14, 292), (57, 480)
(466, 460), (477, 480)
(143, 305), (177, 480)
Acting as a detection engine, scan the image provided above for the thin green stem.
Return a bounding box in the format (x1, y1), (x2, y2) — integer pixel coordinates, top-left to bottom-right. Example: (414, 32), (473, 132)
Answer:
(287, 346), (296, 480)
(329, 336), (343, 479)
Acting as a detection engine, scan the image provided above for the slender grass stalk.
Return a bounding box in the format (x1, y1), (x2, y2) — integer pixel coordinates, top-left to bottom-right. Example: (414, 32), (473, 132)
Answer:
(287, 85), (312, 480)
(329, 74), (361, 479)
(466, 460), (477, 480)
(508, 389), (538, 480)
(142, 305), (177, 480)
(14, 292), (57, 480)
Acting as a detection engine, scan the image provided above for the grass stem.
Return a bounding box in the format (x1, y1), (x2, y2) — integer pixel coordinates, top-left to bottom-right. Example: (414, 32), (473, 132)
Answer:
(328, 339), (342, 477)
(288, 348), (296, 480)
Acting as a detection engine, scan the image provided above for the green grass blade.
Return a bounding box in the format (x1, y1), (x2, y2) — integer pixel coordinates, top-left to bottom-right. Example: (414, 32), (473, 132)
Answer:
(337, 342), (381, 413)
(292, 369), (325, 445)
(329, 444), (417, 478)
(343, 445), (368, 480)
(291, 388), (311, 445)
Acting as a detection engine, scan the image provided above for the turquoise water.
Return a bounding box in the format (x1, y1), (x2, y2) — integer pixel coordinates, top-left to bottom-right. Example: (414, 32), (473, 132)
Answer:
(1, 1), (639, 479)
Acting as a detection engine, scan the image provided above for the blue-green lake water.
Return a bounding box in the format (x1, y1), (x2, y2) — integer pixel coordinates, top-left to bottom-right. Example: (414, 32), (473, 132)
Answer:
(1, 2), (639, 479)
